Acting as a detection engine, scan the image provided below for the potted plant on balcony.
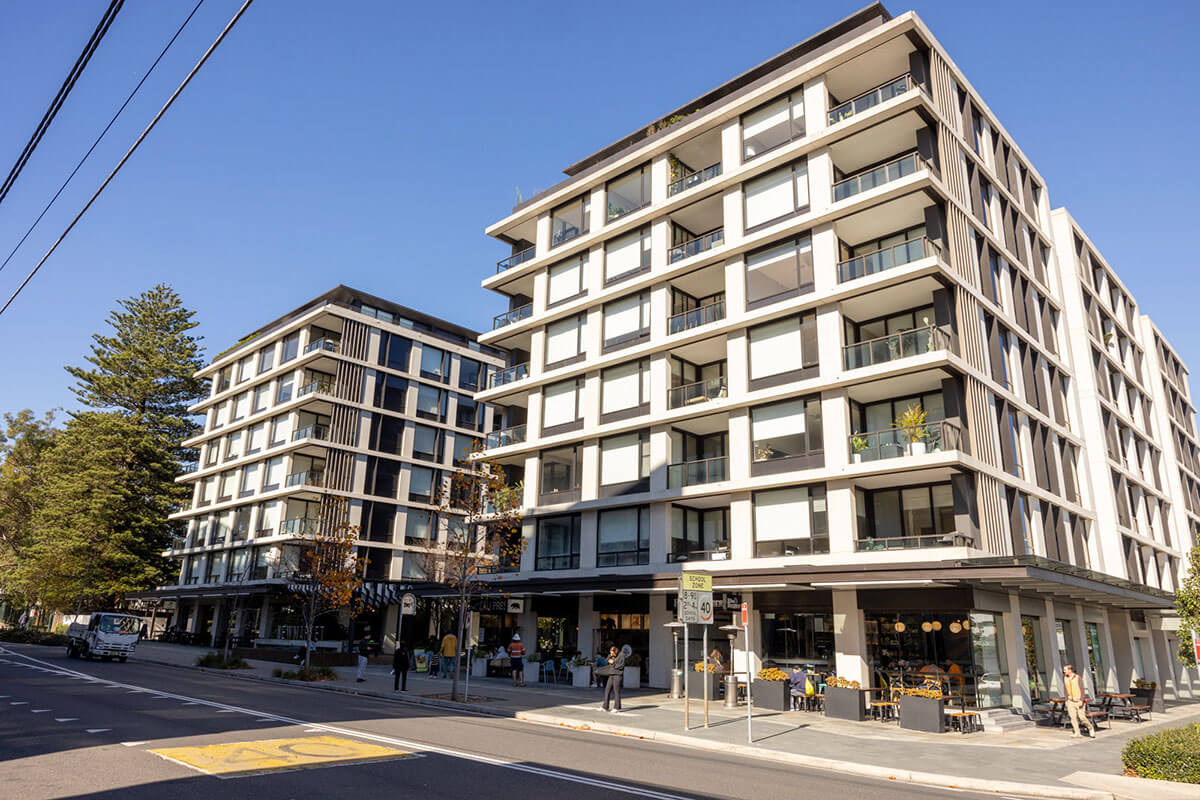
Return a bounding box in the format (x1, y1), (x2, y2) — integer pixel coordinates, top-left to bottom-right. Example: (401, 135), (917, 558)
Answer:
(851, 432), (869, 464)
(823, 676), (867, 721)
(897, 683), (946, 733)
(753, 667), (792, 711)
(570, 655), (592, 687)
(895, 404), (929, 456)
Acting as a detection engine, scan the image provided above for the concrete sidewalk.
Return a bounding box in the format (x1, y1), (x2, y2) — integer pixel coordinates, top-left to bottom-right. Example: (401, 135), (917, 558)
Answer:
(133, 642), (1200, 800)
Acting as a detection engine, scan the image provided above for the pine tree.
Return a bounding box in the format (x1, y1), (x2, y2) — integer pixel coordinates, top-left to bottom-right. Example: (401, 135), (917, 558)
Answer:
(66, 283), (206, 448)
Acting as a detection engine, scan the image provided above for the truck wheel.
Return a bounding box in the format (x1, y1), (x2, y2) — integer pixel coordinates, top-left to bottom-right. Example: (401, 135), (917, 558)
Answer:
(117, 657), (127, 663)
(66, 643), (77, 659)
(81, 643), (91, 660)
(101, 655), (112, 662)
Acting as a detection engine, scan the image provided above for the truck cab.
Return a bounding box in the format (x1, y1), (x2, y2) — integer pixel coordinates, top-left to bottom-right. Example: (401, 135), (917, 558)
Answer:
(67, 612), (141, 662)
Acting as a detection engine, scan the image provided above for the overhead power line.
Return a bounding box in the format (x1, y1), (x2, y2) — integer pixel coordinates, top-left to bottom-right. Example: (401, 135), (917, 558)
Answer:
(0, 0), (125, 208)
(0, 0), (207, 278)
(0, 0), (257, 319)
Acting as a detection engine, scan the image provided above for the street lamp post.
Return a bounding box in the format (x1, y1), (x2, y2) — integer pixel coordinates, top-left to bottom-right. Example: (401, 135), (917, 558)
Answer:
(663, 621), (685, 699)
(719, 624), (740, 709)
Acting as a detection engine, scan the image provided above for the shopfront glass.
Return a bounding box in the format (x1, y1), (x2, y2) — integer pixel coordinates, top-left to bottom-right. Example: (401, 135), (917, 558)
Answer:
(761, 612), (833, 668)
(1021, 615), (1050, 701)
(597, 613), (649, 682)
(867, 612), (1004, 707)
(1085, 622), (1106, 692)
(969, 612), (1010, 707)
(1055, 619), (1076, 670)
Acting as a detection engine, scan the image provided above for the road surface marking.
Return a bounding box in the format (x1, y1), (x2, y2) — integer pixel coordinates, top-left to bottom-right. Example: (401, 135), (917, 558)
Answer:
(122, 741), (148, 747)
(31, 709), (51, 713)
(55, 718), (78, 722)
(0, 646), (697, 800)
(10, 701), (28, 705)
(182, 701), (199, 705)
(86, 728), (111, 733)
(150, 735), (416, 779)
(216, 709), (237, 713)
(255, 718), (276, 722)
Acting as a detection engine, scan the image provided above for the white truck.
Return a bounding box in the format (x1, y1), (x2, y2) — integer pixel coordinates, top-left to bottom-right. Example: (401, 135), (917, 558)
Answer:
(66, 612), (141, 662)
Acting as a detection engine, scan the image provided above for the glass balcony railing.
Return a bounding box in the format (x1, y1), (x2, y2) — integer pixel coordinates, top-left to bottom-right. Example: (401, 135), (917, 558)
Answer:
(292, 423), (330, 441)
(486, 424), (526, 449)
(849, 419), (962, 462)
(828, 74), (915, 126)
(837, 237), (939, 283)
(669, 229), (724, 264)
(497, 246), (535, 273)
(493, 303), (533, 330)
(668, 456), (728, 488)
(488, 362), (529, 388)
(278, 517), (320, 535)
(668, 546), (730, 563)
(855, 531), (972, 551)
(668, 162), (722, 197)
(668, 376), (727, 409)
(284, 470), (325, 488)
(668, 299), (725, 335)
(843, 325), (950, 370)
(303, 337), (339, 355)
(832, 152), (923, 203)
(297, 378), (333, 397)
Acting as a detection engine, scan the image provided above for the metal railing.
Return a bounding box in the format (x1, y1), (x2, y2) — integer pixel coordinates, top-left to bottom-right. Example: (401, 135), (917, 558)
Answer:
(278, 517), (320, 535)
(292, 423), (330, 441)
(668, 547), (730, 563)
(285, 470), (325, 488)
(669, 228), (724, 263)
(497, 246), (536, 273)
(488, 362), (529, 388)
(849, 419), (962, 462)
(303, 337), (339, 355)
(832, 152), (923, 203)
(486, 424), (526, 449)
(297, 378), (333, 397)
(828, 74), (915, 125)
(668, 376), (727, 409)
(837, 236), (939, 283)
(855, 531), (972, 551)
(668, 456), (728, 488)
(179, 461), (199, 474)
(843, 325), (950, 369)
(668, 162), (721, 196)
(668, 298), (725, 335)
(493, 303), (533, 329)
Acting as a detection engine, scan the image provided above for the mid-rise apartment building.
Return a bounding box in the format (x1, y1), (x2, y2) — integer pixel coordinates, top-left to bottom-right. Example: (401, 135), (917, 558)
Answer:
(135, 287), (505, 649)
(475, 4), (1199, 711)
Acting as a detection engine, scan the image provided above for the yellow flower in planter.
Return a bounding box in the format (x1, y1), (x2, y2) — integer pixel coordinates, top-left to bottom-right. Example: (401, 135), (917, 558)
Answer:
(756, 667), (789, 681)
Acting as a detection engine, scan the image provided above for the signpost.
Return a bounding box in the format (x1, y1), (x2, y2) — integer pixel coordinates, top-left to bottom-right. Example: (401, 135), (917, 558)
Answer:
(1193, 631), (1200, 664)
(678, 573), (713, 730)
(741, 602), (752, 743)
(395, 592), (416, 650)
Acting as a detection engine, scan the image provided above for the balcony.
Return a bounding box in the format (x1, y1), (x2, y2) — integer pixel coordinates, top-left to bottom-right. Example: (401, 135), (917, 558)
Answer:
(668, 546), (730, 563)
(828, 74), (915, 126)
(843, 325), (949, 370)
(297, 378), (333, 398)
(668, 376), (727, 409)
(497, 246), (536, 273)
(303, 337), (339, 355)
(669, 229), (723, 264)
(856, 531), (972, 551)
(837, 237), (939, 283)
(292, 423), (330, 442)
(668, 299), (725, 335)
(668, 456), (728, 488)
(279, 517), (320, 535)
(493, 303), (533, 330)
(488, 362), (529, 389)
(284, 470), (325, 488)
(849, 419), (962, 462)
(668, 162), (721, 197)
(833, 152), (923, 203)
(486, 424), (526, 449)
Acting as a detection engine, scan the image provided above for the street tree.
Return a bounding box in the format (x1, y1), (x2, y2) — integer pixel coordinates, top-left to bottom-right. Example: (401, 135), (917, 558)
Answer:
(0, 410), (58, 611)
(422, 448), (524, 701)
(1176, 544), (1200, 667)
(290, 496), (365, 671)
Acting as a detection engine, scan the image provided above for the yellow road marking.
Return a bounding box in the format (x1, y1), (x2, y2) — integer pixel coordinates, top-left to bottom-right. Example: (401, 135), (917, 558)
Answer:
(150, 735), (415, 778)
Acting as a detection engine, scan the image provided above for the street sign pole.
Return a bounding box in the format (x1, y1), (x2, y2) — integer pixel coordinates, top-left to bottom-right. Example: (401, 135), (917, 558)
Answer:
(678, 573), (713, 731)
(703, 624), (709, 727)
(742, 601), (752, 743)
(683, 622), (689, 729)
(1193, 630), (1200, 664)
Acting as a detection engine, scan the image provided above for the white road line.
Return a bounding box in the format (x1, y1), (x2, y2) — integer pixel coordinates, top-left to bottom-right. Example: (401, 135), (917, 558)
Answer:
(254, 717), (276, 722)
(215, 709), (237, 713)
(55, 718), (79, 722)
(31, 709), (51, 713)
(121, 741), (149, 747)
(86, 728), (111, 734)
(10, 701), (28, 705)
(0, 646), (694, 800)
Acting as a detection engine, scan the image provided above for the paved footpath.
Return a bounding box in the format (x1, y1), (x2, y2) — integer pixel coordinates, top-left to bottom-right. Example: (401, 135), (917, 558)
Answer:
(126, 641), (1200, 799)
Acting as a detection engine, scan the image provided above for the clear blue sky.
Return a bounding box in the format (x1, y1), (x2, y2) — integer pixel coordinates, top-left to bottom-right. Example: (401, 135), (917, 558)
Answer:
(1, 0), (1197, 417)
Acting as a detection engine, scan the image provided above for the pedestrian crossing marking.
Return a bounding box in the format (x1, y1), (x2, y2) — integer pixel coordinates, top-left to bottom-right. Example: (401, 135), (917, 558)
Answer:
(150, 735), (416, 778)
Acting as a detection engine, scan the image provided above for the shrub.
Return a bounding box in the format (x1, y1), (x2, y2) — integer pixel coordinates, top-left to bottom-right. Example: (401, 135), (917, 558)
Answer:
(0, 628), (69, 646)
(196, 652), (250, 669)
(1122, 723), (1200, 783)
(273, 666), (339, 682)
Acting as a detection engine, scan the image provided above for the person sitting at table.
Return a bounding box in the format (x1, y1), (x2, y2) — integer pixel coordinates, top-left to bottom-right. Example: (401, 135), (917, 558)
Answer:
(789, 666), (807, 711)
(918, 661), (941, 675)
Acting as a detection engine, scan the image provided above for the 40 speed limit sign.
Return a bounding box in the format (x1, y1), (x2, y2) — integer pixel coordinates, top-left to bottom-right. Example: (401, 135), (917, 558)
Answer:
(678, 573), (714, 624)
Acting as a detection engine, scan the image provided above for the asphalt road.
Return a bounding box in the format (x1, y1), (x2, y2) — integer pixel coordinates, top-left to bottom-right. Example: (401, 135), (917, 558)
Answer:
(0, 643), (1036, 800)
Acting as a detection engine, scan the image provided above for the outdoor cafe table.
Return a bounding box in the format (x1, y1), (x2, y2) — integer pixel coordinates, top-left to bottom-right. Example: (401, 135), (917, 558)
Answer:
(1098, 693), (1140, 719)
(1044, 697), (1067, 726)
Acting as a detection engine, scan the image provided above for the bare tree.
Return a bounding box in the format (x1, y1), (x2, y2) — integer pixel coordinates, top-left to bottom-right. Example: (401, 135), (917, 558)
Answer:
(289, 496), (364, 671)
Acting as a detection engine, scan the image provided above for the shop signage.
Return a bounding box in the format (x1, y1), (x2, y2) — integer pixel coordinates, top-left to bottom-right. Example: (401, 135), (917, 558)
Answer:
(679, 573), (713, 625)
(400, 593), (417, 616)
(741, 602), (749, 627)
(506, 598), (525, 614)
(1193, 631), (1200, 663)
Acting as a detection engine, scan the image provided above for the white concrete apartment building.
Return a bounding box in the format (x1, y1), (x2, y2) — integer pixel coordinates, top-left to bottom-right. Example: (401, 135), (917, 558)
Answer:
(474, 3), (1199, 712)
(135, 287), (505, 650)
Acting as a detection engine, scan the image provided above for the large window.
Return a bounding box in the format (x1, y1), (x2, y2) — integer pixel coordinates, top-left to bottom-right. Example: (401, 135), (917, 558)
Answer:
(379, 333), (412, 372)
(252, 383), (271, 414)
(263, 456), (284, 490)
(597, 507), (650, 566)
(540, 446), (580, 499)
(670, 506), (729, 562)
(363, 502), (397, 543)
(455, 396), (482, 431)
(257, 346), (274, 374)
(370, 414), (404, 454)
(545, 315), (585, 366)
(404, 509), (435, 545)
(742, 91), (805, 160)
(548, 254), (587, 306)
(606, 165), (651, 221)
(419, 345), (449, 382)
(604, 227), (651, 284)
(269, 414), (290, 447)
(458, 358), (483, 391)
(408, 465), (439, 504)
(375, 375), (408, 413)
(748, 314), (818, 381)
(753, 484), (828, 556)
(601, 359), (650, 417)
(366, 457), (402, 498)
(415, 385), (447, 422)
(280, 332), (300, 363)
(744, 159), (809, 229)
(275, 375), (294, 404)
(542, 379), (582, 430)
(751, 396), (822, 462)
(856, 483), (956, 546)
(551, 195), (590, 248)
(536, 514), (581, 570)
(411, 424), (443, 462)
(603, 292), (650, 350)
(745, 235), (813, 306)
(600, 431), (650, 488)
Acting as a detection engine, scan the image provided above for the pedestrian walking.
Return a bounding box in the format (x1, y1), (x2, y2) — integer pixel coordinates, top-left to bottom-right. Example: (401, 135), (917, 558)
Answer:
(429, 650), (440, 678)
(392, 644), (410, 692)
(355, 636), (370, 682)
(138, 623), (148, 641)
(1063, 664), (1095, 738)
(440, 631), (458, 679)
(508, 634), (526, 686)
(600, 645), (626, 712)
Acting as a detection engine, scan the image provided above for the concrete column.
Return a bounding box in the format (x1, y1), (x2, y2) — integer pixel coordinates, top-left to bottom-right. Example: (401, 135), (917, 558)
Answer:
(649, 593), (671, 689)
(826, 479), (856, 555)
(1041, 599), (1064, 697)
(727, 408), (751, 482)
(722, 186), (744, 250)
(579, 510), (598, 570)
(649, 353), (669, 417)
(522, 454), (540, 511)
(260, 597), (273, 640)
(650, 154), (669, 205)
(535, 213), (551, 255)
(811, 223), (839, 295)
(833, 589), (868, 686)
(580, 438), (599, 502)
(649, 500), (669, 564)
(1004, 592), (1033, 713)
(821, 385), (849, 468)
(649, 425), (670, 493)
(807, 147), (834, 216)
(577, 594), (596, 659)
(650, 280), (670, 342)
(188, 598), (202, 634)
(1149, 625), (1177, 700)
(517, 607), (537, 656)
(589, 187), (605, 236)
(1107, 609), (1136, 689)
(518, 519), (536, 574)
(729, 492), (754, 560)
(803, 76), (828, 137)
(383, 604), (399, 653)
(651, 217), (670, 274)
(1098, 615), (1120, 693)
(719, 118), (742, 172)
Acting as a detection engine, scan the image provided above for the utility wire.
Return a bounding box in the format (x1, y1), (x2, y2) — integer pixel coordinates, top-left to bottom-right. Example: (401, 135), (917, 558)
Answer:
(0, 0), (207, 278)
(0, 0), (125, 208)
(0, 0), (257, 319)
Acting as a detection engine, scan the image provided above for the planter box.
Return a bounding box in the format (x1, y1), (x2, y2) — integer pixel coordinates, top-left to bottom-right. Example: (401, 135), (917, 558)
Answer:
(570, 665), (592, 687)
(686, 671), (722, 700)
(753, 680), (791, 711)
(471, 657), (488, 677)
(1131, 686), (1164, 714)
(899, 694), (945, 733)
(523, 660), (540, 684)
(824, 686), (866, 721)
(623, 665), (641, 689)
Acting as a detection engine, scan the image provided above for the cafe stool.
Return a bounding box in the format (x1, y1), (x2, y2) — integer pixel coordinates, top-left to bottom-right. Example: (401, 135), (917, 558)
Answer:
(870, 701), (898, 722)
(947, 710), (981, 734)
